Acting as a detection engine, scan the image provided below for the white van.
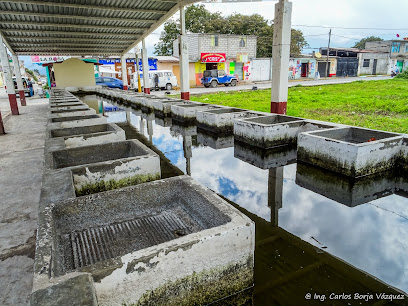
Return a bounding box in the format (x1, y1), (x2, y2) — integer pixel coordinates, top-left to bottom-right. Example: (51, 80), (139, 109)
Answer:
(133, 70), (178, 91)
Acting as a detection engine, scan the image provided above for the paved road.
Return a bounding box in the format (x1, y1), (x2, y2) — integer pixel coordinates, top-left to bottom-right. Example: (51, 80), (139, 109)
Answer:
(153, 75), (392, 97)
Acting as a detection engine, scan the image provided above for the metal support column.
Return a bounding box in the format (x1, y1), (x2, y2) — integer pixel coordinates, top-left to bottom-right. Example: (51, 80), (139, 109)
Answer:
(271, 0), (292, 114)
(121, 55), (128, 90)
(12, 54), (26, 106)
(179, 5), (190, 100)
(142, 39), (150, 94)
(0, 36), (19, 115)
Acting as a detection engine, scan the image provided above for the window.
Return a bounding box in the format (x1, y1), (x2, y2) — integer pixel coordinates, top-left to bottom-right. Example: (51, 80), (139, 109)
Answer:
(239, 37), (247, 47)
(158, 72), (163, 77)
(405, 43), (408, 53)
(363, 59), (370, 67)
(211, 35), (219, 47)
(218, 70), (226, 77)
(164, 72), (173, 77)
(392, 42), (401, 53)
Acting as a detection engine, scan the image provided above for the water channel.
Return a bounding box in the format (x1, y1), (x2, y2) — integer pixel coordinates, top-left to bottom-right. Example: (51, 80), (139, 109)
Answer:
(80, 94), (408, 305)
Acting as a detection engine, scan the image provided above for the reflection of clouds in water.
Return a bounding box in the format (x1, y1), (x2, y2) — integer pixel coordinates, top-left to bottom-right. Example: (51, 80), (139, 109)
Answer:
(105, 111), (126, 123)
(114, 110), (408, 293)
(282, 179), (408, 293)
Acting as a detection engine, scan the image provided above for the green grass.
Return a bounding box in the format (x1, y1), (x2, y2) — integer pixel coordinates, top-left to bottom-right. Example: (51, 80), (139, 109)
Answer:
(184, 79), (408, 133)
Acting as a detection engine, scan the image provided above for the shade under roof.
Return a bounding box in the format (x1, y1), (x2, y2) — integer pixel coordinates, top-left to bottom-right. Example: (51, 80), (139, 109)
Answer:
(0, 0), (198, 56)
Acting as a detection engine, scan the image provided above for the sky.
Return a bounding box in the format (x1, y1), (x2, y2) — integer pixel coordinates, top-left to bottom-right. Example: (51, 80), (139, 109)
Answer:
(21, 0), (408, 74)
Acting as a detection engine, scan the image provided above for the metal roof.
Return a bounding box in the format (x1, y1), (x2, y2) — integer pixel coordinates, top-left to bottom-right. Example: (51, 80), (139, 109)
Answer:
(0, 0), (199, 56)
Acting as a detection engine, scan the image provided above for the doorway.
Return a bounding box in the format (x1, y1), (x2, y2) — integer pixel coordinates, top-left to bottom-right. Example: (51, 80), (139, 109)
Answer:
(372, 59), (377, 75)
(301, 63), (309, 77)
(206, 63), (218, 70)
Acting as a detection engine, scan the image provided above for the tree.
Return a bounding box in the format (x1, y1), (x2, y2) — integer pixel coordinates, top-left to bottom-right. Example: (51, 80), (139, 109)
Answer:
(154, 4), (308, 58)
(353, 36), (383, 49)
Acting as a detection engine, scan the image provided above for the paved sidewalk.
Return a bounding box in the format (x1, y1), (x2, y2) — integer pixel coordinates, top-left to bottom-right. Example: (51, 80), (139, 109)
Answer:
(0, 97), (48, 305)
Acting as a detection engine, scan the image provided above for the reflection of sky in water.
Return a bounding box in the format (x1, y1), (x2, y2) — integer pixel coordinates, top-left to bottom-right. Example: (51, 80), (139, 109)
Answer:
(105, 104), (408, 294)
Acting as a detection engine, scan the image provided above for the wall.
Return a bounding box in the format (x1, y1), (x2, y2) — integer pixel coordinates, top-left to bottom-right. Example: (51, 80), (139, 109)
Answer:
(54, 58), (96, 88)
(288, 58), (317, 79)
(365, 41), (392, 53)
(358, 53), (389, 75)
(157, 62), (177, 71)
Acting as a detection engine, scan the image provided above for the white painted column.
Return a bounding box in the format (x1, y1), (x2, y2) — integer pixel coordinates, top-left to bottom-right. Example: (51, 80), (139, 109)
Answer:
(121, 55), (128, 90)
(0, 36), (19, 115)
(271, 0), (292, 114)
(141, 39), (150, 94)
(179, 5), (190, 100)
(12, 54), (26, 106)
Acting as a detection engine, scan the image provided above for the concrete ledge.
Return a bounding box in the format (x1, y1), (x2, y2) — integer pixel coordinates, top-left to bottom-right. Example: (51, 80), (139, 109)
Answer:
(234, 141), (297, 169)
(234, 115), (335, 148)
(50, 105), (91, 114)
(152, 99), (188, 116)
(47, 123), (125, 149)
(197, 129), (234, 149)
(400, 138), (408, 172)
(296, 162), (396, 206)
(197, 108), (266, 133)
(31, 175), (254, 305)
(48, 115), (107, 129)
(50, 109), (97, 117)
(297, 127), (404, 177)
(140, 96), (165, 110)
(171, 103), (226, 123)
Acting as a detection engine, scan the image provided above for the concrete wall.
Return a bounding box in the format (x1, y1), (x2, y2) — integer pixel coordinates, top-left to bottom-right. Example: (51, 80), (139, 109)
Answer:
(365, 41), (392, 53)
(173, 34), (257, 62)
(54, 58), (96, 88)
(357, 53), (389, 75)
(289, 58), (317, 79)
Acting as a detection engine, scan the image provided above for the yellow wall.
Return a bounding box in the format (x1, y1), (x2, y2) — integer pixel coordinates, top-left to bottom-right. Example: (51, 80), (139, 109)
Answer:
(54, 58), (96, 88)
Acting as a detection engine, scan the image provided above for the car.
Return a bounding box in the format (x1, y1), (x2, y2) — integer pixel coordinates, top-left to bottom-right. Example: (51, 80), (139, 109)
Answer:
(12, 77), (34, 97)
(133, 70), (178, 91)
(201, 70), (238, 88)
(95, 77), (123, 89)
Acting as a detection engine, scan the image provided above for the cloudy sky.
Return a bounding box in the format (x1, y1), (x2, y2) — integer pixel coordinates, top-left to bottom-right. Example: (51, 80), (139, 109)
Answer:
(141, 0), (408, 54)
(22, 0), (408, 72)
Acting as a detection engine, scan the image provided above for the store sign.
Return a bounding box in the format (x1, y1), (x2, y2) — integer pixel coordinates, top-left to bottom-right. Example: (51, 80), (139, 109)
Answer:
(31, 55), (70, 63)
(99, 58), (157, 71)
(201, 53), (226, 63)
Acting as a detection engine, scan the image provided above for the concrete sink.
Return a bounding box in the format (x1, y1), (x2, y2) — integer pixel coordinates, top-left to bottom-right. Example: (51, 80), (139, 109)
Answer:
(297, 127), (403, 177)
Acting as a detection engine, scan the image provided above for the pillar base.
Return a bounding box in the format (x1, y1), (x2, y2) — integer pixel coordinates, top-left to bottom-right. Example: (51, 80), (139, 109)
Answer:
(270, 101), (287, 115)
(123, 85), (128, 91)
(0, 111), (5, 135)
(144, 88), (150, 94)
(181, 92), (190, 100)
(9, 94), (19, 115)
(18, 90), (27, 106)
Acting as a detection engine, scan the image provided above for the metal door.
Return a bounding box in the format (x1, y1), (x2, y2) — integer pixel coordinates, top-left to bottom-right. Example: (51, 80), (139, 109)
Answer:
(251, 59), (271, 81)
(318, 62), (328, 78)
(373, 59), (377, 75)
(336, 58), (358, 77)
(235, 62), (244, 80)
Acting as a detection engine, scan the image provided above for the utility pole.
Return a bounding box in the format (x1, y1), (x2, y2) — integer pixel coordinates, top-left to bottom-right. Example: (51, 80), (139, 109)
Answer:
(326, 29), (332, 78)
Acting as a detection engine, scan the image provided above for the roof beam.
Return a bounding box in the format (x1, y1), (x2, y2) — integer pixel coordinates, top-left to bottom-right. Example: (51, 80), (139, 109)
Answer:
(3, 0), (169, 14)
(0, 21), (149, 31)
(122, 0), (198, 55)
(15, 46), (126, 51)
(2, 30), (140, 38)
(11, 42), (132, 47)
(0, 10), (158, 23)
(8, 36), (136, 43)
(0, 31), (16, 55)
(16, 52), (121, 55)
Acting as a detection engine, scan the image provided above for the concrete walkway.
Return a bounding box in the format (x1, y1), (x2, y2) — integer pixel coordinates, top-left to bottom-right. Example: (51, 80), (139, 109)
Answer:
(154, 75), (392, 96)
(0, 96), (48, 305)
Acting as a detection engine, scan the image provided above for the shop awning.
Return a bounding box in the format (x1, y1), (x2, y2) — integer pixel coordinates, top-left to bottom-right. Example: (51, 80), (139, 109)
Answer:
(0, 0), (199, 56)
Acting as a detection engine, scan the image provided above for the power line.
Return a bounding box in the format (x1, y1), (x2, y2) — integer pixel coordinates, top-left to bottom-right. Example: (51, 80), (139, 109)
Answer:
(293, 24), (408, 31)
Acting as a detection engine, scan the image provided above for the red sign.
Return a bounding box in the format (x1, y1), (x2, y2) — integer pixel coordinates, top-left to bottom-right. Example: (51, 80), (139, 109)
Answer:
(201, 53), (226, 63)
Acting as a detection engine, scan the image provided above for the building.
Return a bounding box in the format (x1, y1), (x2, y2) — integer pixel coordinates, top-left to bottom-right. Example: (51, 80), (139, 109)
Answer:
(365, 39), (408, 73)
(173, 33), (257, 85)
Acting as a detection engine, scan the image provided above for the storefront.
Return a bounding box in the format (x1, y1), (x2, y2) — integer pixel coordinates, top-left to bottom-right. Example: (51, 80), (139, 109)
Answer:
(194, 53), (226, 85)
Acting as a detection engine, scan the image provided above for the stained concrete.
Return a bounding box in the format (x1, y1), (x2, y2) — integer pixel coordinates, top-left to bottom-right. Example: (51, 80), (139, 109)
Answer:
(0, 97), (49, 305)
(171, 103), (224, 122)
(197, 129), (234, 149)
(297, 127), (404, 177)
(234, 115), (336, 148)
(33, 175), (254, 305)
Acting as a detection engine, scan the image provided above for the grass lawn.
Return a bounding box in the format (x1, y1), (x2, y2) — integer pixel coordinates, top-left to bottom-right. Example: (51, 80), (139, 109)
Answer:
(185, 79), (408, 133)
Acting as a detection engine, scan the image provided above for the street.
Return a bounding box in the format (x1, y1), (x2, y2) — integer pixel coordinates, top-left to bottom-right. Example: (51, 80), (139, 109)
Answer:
(153, 75), (392, 96)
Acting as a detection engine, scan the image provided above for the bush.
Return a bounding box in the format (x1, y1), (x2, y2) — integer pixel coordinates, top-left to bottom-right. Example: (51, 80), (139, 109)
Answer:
(395, 70), (408, 79)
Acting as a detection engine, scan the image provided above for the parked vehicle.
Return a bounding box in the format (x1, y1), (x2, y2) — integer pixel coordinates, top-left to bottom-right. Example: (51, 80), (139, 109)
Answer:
(201, 70), (238, 88)
(95, 77), (123, 89)
(12, 77), (34, 97)
(133, 70), (178, 91)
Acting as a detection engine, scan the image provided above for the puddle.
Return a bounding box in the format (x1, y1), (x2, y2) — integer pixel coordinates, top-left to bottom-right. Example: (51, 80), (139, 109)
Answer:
(81, 95), (408, 303)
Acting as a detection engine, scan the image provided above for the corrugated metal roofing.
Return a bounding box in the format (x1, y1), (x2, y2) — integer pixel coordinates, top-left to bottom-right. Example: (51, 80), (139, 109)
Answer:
(0, 0), (199, 56)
